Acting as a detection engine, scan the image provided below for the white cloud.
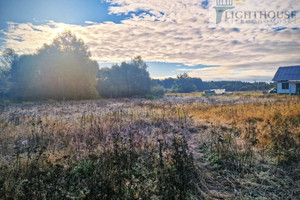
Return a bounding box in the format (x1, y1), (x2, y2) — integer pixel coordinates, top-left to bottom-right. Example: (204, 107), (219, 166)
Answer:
(1, 0), (300, 81)
(84, 21), (98, 24)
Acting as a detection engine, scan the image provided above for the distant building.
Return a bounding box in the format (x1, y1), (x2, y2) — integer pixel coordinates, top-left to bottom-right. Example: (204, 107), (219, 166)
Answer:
(272, 66), (300, 94)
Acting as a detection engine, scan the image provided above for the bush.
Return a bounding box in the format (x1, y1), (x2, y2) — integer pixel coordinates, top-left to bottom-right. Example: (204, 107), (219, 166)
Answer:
(151, 85), (165, 97)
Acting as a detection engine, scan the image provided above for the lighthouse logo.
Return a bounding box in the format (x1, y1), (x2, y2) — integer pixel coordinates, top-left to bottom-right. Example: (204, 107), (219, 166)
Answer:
(210, 0), (298, 28)
(213, 0), (245, 24)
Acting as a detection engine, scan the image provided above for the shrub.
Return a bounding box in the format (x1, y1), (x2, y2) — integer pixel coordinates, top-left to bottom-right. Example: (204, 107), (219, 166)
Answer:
(151, 85), (165, 97)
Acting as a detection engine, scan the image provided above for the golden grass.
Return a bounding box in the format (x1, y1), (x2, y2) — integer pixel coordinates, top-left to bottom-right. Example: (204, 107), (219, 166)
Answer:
(0, 97), (299, 199)
(188, 101), (300, 124)
(188, 99), (300, 161)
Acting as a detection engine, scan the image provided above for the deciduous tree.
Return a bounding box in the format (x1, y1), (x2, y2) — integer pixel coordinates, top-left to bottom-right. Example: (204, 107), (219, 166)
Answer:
(97, 56), (151, 98)
(9, 31), (99, 100)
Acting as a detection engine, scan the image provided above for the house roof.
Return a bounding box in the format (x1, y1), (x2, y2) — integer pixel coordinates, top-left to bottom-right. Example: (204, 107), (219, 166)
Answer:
(272, 66), (300, 82)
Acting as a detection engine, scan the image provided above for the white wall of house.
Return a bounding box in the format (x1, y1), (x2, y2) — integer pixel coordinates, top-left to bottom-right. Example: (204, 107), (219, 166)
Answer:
(277, 82), (296, 94)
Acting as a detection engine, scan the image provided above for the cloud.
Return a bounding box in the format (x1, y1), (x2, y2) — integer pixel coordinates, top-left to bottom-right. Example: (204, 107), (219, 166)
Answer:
(1, 0), (300, 81)
(84, 21), (97, 24)
(188, 65), (277, 81)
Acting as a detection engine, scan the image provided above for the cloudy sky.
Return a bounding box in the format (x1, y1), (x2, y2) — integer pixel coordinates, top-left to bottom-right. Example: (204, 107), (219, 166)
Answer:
(0, 0), (299, 81)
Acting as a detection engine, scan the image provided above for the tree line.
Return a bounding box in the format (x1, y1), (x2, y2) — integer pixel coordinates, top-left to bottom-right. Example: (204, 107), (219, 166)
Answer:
(153, 75), (275, 93)
(0, 32), (158, 101)
(0, 31), (275, 101)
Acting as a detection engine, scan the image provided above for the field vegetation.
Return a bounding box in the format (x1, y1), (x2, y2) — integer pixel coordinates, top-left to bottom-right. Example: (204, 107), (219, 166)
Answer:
(0, 95), (299, 199)
(0, 31), (299, 199)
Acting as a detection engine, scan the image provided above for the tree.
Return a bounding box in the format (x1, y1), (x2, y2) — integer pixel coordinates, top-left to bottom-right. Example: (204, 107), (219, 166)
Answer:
(190, 77), (203, 91)
(0, 48), (18, 98)
(9, 31), (99, 100)
(172, 73), (196, 93)
(97, 56), (151, 98)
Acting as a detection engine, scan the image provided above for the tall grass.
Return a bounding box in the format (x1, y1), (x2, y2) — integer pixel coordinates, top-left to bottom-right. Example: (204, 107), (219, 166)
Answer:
(0, 101), (203, 199)
(188, 100), (300, 163)
(0, 96), (299, 199)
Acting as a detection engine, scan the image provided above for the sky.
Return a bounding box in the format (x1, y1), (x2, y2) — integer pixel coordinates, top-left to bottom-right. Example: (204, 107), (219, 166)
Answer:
(0, 0), (299, 81)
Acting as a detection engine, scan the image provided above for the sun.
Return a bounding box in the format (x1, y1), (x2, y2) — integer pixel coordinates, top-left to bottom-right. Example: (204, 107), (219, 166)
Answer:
(54, 24), (71, 35)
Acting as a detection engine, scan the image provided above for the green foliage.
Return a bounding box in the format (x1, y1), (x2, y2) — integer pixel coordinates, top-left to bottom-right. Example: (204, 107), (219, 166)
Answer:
(0, 48), (18, 99)
(152, 77), (175, 89)
(150, 85), (165, 97)
(8, 31), (99, 100)
(172, 73), (197, 93)
(97, 56), (151, 98)
(201, 81), (275, 91)
(154, 77), (275, 92)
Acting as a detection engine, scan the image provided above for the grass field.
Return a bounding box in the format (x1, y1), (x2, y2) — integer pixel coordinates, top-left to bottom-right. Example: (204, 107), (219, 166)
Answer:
(0, 95), (299, 199)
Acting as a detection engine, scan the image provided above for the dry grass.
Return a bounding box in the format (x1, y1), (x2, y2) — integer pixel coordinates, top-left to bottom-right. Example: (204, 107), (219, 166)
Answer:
(189, 101), (300, 124)
(0, 95), (299, 199)
(188, 100), (300, 162)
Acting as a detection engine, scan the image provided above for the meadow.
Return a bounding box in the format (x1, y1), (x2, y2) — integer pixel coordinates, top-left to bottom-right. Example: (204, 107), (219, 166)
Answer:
(0, 94), (299, 199)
